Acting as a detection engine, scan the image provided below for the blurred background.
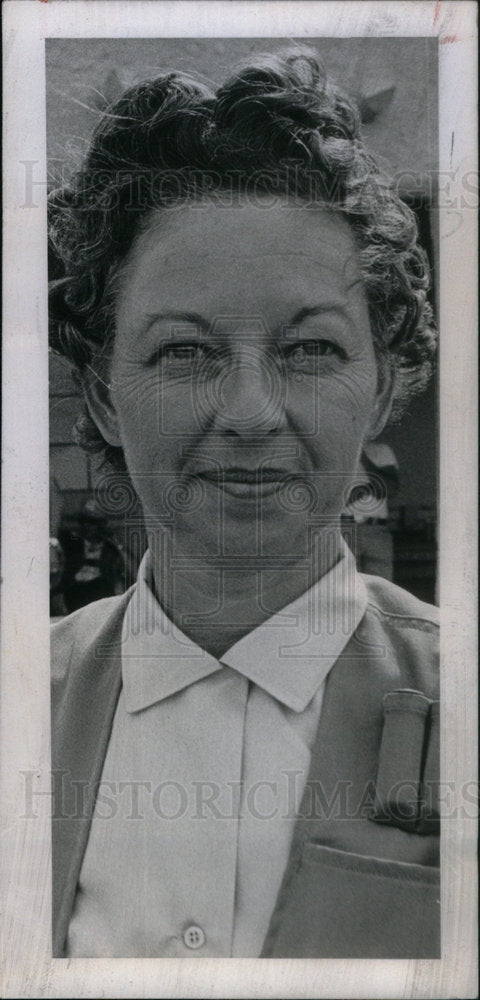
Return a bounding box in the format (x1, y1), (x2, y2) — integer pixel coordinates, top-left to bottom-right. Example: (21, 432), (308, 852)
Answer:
(47, 37), (438, 615)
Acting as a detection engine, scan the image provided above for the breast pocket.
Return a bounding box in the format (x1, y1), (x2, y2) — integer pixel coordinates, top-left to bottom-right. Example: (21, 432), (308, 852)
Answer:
(263, 843), (440, 959)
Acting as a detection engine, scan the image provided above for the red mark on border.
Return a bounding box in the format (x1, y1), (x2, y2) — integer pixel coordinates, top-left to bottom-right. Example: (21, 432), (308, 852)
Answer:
(439, 35), (457, 44)
(434, 1), (441, 24)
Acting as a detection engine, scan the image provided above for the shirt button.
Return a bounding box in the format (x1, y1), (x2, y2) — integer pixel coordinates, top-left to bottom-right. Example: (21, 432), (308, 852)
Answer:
(183, 925), (206, 950)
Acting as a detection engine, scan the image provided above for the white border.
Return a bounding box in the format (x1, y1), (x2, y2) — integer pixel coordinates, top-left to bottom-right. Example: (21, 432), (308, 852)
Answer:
(2, 2), (478, 998)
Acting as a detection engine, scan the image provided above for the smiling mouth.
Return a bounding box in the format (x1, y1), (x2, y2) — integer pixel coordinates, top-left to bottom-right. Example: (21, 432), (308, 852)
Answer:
(197, 467), (289, 499)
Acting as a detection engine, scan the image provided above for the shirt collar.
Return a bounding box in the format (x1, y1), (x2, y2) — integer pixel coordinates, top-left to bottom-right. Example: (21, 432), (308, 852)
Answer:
(122, 544), (367, 714)
(122, 555), (222, 713)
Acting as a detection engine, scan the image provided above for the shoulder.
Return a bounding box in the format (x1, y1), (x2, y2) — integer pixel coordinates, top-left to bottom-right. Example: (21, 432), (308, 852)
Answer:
(357, 575), (439, 697)
(361, 574), (439, 629)
(51, 589), (134, 683)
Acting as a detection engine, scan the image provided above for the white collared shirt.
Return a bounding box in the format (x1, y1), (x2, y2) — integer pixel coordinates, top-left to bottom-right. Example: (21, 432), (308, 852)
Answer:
(66, 545), (367, 957)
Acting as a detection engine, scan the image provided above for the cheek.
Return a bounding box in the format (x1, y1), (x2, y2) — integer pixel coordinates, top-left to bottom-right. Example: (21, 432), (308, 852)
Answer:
(113, 367), (202, 446)
(288, 367), (377, 443)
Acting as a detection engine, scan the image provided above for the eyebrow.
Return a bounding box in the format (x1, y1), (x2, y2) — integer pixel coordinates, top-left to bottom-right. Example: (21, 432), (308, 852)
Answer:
(144, 304), (348, 335)
(288, 304), (348, 325)
(143, 311), (211, 335)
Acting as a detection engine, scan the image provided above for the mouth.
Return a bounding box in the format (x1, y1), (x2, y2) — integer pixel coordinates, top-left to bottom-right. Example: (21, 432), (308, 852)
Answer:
(197, 467), (289, 499)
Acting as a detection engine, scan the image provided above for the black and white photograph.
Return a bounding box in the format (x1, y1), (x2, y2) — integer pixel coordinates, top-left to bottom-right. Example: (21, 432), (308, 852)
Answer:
(48, 33), (442, 961)
(2, 2), (477, 997)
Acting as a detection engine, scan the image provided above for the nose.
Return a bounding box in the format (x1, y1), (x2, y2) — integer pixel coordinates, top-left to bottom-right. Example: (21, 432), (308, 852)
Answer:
(201, 345), (287, 438)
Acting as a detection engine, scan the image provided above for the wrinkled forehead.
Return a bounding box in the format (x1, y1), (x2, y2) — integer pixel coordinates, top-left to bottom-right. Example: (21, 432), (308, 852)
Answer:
(115, 196), (365, 327)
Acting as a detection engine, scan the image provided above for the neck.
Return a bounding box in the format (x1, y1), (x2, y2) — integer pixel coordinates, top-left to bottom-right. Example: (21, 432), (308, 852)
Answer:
(146, 524), (344, 659)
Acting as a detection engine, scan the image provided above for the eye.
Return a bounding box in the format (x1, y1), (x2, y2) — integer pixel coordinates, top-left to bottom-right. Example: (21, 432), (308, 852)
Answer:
(152, 341), (230, 378)
(165, 344), (202, 363)
(154, 342), (206, 370)
(286, 340), (344, 371)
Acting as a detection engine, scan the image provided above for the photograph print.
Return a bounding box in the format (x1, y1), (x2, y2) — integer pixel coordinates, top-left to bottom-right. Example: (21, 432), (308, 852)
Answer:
(47, 35), (440, 959)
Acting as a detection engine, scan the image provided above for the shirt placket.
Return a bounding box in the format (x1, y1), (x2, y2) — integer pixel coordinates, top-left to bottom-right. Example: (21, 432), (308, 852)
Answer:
(147, 669), (250, 957)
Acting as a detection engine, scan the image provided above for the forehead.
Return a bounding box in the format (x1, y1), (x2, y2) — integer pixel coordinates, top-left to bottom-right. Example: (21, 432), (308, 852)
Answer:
(116, 197), (365, 326)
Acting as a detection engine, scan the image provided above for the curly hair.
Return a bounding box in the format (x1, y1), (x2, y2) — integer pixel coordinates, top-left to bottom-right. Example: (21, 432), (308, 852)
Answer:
(48, 47), (436, 468)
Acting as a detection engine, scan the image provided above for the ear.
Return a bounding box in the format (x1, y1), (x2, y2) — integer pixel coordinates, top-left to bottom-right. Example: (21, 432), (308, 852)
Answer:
(80, 366), (122, 448)
(366, 365), (395, 441)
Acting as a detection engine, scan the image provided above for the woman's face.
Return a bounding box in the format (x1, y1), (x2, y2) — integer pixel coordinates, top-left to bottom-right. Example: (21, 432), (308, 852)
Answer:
(105, 197), (385, 559)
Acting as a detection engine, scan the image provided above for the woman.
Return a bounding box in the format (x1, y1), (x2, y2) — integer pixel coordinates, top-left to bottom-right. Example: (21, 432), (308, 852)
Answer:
(50, 48), (439, 959)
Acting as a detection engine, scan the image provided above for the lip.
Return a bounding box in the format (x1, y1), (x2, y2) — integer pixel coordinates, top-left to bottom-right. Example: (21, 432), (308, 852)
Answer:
(197, 467), (288, 500)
